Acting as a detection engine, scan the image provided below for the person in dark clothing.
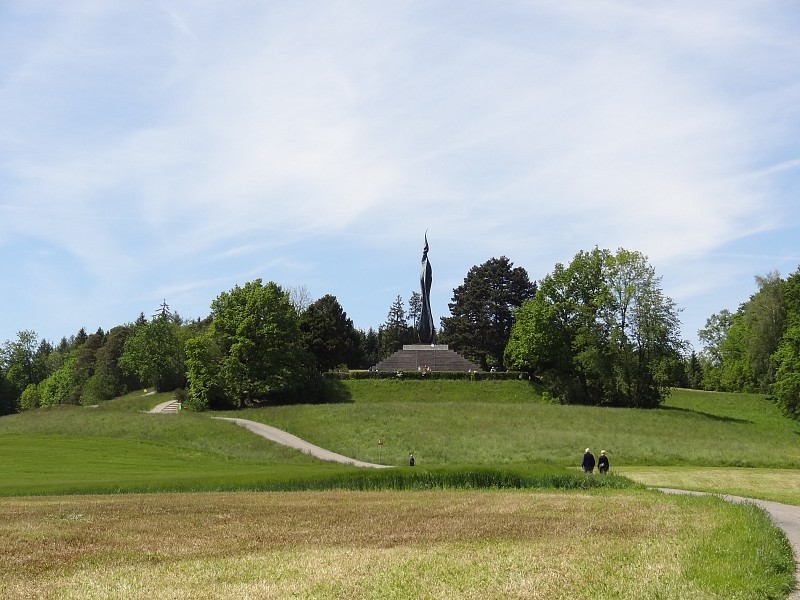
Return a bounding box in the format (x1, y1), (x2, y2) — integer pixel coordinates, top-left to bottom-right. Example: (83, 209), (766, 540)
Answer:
(598, 450), (610, 473)
(409, 453), (415, 467)
(582, 448), (596, 473)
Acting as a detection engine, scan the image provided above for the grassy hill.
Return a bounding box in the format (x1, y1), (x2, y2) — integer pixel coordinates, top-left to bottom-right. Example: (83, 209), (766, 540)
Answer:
(1, 382), (798, 499)
(234, 382), (800, 468)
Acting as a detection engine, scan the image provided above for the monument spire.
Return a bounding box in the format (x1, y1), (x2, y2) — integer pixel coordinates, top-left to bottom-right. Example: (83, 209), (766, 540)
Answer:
(418, 231), (435, 344)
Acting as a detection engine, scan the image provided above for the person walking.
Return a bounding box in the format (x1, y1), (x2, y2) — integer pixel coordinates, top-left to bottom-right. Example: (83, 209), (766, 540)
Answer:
(597, 450), (610, 474)
(409, 453), (415, 467)
(582, 448), (595, 473)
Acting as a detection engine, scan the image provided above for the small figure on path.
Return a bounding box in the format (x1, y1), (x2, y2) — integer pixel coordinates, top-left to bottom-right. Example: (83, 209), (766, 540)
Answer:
(582, 448), (595, 473)
(409, 453), (415, 467)
(597, 450), (610, 474)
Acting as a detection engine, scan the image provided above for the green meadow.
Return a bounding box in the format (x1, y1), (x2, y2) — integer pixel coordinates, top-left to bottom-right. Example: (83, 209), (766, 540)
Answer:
(0, 382), (798, 598)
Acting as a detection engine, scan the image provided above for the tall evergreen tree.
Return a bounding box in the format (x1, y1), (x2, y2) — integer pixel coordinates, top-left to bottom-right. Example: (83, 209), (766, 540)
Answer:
(359, 328), (380, 368)
(378, 295), (413, 358)
(408, 292), (422, 331)
(440, 257), (535, 370)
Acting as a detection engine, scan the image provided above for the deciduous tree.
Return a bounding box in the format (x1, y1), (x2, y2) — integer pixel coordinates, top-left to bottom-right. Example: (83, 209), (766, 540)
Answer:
(120, 313), (183, 392)
(187, 279), (314, 410)
(299, 294), (361, 372)
(773, 268), (800, 417)
(506, 248), (683, 407)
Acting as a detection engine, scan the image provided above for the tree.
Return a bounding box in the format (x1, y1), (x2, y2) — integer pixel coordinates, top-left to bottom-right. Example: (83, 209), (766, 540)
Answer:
(120, 312), (184, 392)
(698, 309), (732, 388)
(74, 328), (106, 385)
(185, 327), (224, 411)
(506, 247), (684, 408)
(1, 330), (41, 398)
(505, 249), (607, 403)
(742, 272), (785, 392)
(408, 292), (422, 331)
(0, 370), (15, 415)
(299, 294), (361, 372)
(38, 355), (78, 406)
(81, 325), (137, 405)
(287, 285), (313, 313)
(773, 326), (800, 418)
(685, 351), (704, 389)
(600, 248), (685, 406)
(440, 257), (536, 370)
(773, 268), (800, 417)
(359, 328), (380, 368)
(378, 296), (413, 358)
(699, 272), (786, 394)
(186, 279), (315, 410)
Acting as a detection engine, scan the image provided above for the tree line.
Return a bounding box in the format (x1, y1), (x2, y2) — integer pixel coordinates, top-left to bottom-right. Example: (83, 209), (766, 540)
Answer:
(695, 269), (800, 418)
(4, 247), (778, 416)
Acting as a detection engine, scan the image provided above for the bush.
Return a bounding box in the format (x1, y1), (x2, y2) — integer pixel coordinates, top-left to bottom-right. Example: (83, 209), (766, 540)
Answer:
(19, 384), (41, 411)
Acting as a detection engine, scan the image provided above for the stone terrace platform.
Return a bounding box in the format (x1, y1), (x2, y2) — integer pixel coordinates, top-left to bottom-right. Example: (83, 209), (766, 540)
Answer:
(373, 344), (482, 373)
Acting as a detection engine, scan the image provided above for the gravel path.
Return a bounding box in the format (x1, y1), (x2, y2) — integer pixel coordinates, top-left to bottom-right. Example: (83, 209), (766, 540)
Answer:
(213, 417), (391, 469)
(660, 488), (800, 599)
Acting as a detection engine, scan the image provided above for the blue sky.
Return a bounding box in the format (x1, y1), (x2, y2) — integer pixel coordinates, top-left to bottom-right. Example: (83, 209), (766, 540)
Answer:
(1, 1), (799, 352)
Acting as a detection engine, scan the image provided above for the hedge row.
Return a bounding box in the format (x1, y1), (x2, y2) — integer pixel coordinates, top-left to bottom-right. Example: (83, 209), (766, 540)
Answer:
(325, 370), (530, 381)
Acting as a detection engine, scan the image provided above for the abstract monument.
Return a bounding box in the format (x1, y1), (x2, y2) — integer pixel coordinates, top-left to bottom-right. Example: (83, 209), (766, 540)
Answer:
(418, 232), (435, 344)
(370, 232), (481, 372)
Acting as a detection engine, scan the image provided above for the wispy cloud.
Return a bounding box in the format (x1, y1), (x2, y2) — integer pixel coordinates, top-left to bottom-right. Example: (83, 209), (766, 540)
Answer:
(1, 1), (798, 345)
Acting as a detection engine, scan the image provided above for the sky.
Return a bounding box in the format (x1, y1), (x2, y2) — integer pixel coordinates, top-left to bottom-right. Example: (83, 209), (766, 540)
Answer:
(1, 1), (799, 352)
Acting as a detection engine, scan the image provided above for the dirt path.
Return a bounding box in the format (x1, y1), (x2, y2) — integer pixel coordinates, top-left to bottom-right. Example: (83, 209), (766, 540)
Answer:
(660, 488), (800, 599)
(213, 417), (391, 469)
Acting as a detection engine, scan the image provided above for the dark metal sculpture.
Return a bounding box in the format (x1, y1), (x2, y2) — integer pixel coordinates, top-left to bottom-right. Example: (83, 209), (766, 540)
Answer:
(418, 232), (435, 344)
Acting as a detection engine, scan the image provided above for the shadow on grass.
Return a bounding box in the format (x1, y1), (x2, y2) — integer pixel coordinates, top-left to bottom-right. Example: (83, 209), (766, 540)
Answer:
(661, 405), (752, 424)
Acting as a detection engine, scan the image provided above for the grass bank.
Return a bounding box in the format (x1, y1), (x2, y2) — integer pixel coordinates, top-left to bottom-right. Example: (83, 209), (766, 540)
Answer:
(234, 385), (800, 468)
(0, 489), (792, 600)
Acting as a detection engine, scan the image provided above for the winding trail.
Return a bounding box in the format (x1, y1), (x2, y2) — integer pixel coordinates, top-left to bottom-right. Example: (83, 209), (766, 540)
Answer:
(201, 415), (800, 597)
(213, 417), (391, 469)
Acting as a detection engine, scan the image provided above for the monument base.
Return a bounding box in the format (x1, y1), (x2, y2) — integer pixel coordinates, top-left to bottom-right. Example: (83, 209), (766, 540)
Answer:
(372, 345), (481, 372)
(403, 344), (449, 351)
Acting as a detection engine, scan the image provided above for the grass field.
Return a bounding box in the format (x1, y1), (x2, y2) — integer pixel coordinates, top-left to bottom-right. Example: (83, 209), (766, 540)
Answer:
(1, 385), (799, 498)
(1, 383), (798, 598)
(0, 489), (793, 599)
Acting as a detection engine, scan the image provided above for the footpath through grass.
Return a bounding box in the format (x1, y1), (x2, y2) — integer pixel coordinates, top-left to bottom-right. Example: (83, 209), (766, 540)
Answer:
(0, 489), (793, 600)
